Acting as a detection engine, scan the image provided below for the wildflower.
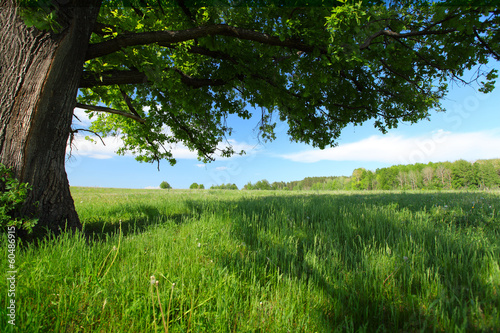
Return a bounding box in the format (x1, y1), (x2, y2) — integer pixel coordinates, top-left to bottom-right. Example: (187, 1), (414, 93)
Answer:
(112, 246), (117, 251)
(150, 275), (157, 285)
(403, 256), (408, 261)
(197, 242), (201, 247)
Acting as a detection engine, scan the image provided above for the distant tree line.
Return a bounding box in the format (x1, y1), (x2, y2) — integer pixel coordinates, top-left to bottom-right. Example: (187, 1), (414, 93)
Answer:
(210, 183), (238, 190)
(243, 159), (500, 191)
(189, 183), (205, 189)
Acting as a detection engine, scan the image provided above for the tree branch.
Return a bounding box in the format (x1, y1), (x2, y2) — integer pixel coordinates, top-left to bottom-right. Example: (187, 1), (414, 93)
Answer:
(160, 43), (239, 64)
(80, 69), (148, 87)
(119, 87), (142, 119)
(70, 128), (106, 145)
(473, 27), (500, 61)
(85, 24), (320, 60)
(155, 91), (216, 162)
(75, 103), (146, 123)
(378, 58), (427, 96)
(360, 28), (457, 50)
(175, 0), (196, 25)
(68, 128), (106, 159)
(80, 67), (233, 88)
(92, 22), (119, 36)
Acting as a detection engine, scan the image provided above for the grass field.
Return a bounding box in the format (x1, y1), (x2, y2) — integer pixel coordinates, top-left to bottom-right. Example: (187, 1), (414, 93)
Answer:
(1, 188), (500, 332)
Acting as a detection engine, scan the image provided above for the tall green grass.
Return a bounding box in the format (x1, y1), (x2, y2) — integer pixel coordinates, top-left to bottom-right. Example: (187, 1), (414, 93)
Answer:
(1, 188), (499, 332)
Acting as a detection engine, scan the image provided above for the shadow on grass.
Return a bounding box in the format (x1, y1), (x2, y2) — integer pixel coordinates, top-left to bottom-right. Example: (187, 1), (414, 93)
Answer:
(184, 192), (499, 331)
(81, 203), (193, 241)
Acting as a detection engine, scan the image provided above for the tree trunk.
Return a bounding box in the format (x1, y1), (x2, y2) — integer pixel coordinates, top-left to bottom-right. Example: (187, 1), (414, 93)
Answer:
(0, 1), (101, 237)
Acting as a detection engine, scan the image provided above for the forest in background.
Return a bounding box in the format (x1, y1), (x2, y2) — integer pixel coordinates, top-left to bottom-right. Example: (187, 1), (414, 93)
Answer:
(241, 158), (500, 191)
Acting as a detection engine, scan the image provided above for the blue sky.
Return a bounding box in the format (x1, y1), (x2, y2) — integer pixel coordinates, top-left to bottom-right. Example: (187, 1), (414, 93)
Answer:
(67, 66), (500, 189)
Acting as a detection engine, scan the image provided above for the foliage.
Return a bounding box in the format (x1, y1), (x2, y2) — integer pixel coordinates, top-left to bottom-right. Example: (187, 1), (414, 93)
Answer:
(2, 188), (499, 331)
(210, 183), (238, 190)
(189, 182), (204, 189)
(18, 0), (63, 32)
(0, 164), (38, 232)
(159, 181), (171, 189)
(244, 158), (500, 191)
(69, 1), (500, 167)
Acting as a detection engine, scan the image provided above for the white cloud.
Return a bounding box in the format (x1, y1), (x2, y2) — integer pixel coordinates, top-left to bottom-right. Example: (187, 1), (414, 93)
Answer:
(67, 133), (260, 161)
(196, 164), (206, 168)
(279, 129), (500, 164)
(72, 107), (93, 127)
(215, 166), (228, 171)
(223, 139), (257, 153)
(87, 153), (114, 160)
(167, 144), (199, 159)
(67, 134), (125, 159)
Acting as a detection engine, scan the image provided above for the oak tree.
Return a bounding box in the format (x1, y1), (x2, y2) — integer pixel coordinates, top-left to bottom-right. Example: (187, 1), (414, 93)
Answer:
(1, 0), (499, 236)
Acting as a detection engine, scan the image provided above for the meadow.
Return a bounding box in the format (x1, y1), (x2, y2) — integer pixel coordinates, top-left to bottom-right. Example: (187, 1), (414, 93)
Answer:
(1, 188), (499, 332)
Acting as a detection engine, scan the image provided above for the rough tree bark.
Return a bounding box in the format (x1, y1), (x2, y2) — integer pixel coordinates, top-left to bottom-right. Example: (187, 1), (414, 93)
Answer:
(0, 0), (101, 236)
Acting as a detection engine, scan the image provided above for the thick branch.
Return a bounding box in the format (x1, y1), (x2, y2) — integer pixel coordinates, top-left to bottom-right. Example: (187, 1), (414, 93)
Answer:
(85, 24), (319, 60)
(75, 103), (146, 123)
(160, 43), (238, 64)
(80, 68), (232, 88)
(80, 69), (148, 87)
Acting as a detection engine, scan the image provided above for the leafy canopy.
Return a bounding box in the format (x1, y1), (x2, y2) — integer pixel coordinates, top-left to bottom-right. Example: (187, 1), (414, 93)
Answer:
(159, 181), (172, 189)
(52, 0), (499, 166)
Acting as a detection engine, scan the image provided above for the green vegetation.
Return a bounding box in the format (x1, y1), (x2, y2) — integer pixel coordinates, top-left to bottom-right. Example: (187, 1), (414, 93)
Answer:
(7, 0), (500, 235)
(210, 183), (238, 190)
(245, 159), (500, 191)
(159, 181), (172, 189)
(0, 163), (38, 232)
(190, 183), (205, 190)
(1, 188), (499, 332)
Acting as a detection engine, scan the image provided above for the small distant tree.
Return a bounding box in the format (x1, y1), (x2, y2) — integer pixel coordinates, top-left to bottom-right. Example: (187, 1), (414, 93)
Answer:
(159, 181), (171, 189)
(189, 182), (199, 189)
(199, 184), (205, 190)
